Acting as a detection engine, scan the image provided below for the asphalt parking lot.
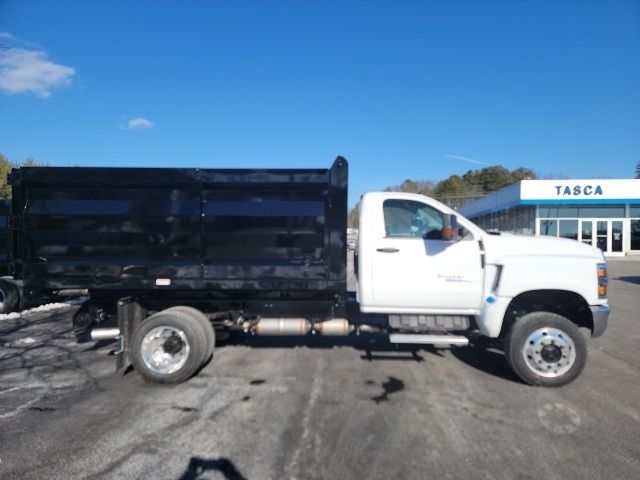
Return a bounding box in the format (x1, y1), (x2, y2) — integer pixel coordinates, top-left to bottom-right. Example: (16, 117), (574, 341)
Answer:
(0, 259), (639, 480)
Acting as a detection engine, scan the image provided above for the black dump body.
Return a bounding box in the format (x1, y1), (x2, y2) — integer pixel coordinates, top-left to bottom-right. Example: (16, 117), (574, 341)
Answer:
(8, 157), (348, 318)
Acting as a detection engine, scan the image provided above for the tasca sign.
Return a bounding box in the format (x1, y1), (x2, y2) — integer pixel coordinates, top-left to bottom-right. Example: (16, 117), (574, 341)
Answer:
(553, 184), (603, 196)
(520, 179), (640, 204)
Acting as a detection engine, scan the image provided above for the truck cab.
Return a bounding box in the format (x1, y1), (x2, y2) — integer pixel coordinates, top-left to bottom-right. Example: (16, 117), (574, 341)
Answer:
(357, 191), (609, 386)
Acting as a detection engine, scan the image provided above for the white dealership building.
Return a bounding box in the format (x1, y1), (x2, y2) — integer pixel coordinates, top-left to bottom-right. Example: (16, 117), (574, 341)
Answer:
(458, 179), (640, 257)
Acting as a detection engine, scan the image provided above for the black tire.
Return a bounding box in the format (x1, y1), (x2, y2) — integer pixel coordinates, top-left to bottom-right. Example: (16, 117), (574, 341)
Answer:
(0, 279), (20, 314)
(131, 310), (208, 384)
(504, 311), (587, 387)
(166, 306), (215, 361)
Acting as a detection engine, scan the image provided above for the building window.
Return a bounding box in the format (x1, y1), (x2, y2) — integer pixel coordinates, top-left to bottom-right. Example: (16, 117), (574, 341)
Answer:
(631, 220), (640, 251)
(539, 207), (558, 218)
(558, 206), (579, 218)
(578, 205), (625, 218)
(612, 221), (623, 252)
(515, 206), (534, 234)
(581, 221), (593, 246)
(559, 220), (578, 240)
(538, 204), (625, 218)
(541, 220), (557, 236)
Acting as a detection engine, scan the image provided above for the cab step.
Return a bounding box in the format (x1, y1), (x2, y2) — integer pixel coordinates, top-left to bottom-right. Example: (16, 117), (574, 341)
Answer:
(388, 333), (469, 346)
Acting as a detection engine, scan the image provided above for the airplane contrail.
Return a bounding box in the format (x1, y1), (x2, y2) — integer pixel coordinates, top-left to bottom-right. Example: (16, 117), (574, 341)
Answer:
(445, 154), (492, 166)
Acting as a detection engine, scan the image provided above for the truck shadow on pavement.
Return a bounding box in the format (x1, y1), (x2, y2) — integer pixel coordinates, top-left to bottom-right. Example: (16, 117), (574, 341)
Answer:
(0, 306), (519, 391)
(226, 334), (520, 384)
(617, 276), (640, 285)
(0, 309), (106, 388)
(225, 297), (520, 383)
(177, 456), (248, 480)
(449, 344), (518, 383)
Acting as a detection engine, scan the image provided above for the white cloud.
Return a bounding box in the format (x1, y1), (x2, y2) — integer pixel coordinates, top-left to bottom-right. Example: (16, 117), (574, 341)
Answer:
(445, 154), (492, 166)
(0, 39), (75, 98)
(126, 117), (154, 130)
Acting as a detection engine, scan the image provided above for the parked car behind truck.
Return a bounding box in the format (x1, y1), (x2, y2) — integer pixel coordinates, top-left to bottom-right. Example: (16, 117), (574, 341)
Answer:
(1, 157), (609, 386)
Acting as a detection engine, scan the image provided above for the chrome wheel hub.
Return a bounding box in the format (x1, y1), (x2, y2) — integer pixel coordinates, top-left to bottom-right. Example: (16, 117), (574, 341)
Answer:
(523, 327), (576, 378)
(141, 326), (190, 375)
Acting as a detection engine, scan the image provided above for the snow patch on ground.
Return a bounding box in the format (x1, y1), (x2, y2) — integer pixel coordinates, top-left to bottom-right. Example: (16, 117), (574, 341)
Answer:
(15, 336), (37, 345)
(0, 302), (72, 320)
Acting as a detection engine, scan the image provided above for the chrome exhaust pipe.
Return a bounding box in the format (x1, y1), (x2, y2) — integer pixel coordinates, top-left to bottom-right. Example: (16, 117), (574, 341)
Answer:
(54, 289), (89, 297)
(90, 328), (120, 341)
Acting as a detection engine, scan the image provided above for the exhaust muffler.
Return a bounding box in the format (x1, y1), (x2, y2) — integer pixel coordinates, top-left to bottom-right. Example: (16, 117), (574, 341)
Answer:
(254, 318), (311, 336)
(252, 318), (354, 336)
(312, 318), (353, 336)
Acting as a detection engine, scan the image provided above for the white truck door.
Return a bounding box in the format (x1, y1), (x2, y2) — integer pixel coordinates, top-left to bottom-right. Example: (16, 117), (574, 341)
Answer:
(370, 198), (484, 313)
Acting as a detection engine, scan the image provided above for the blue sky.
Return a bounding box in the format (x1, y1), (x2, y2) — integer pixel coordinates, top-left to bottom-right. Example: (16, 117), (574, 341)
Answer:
(1, 0), (639, 206)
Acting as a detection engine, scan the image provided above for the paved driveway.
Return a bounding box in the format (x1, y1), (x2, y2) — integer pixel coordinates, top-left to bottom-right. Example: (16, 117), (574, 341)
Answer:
(0, 260), (638, 479)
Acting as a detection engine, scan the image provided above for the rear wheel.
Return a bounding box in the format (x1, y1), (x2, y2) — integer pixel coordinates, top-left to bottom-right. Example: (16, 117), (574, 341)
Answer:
(131, 310), (207, 384)
(504, 311), (587, 387)
(166, 306), (215, 361)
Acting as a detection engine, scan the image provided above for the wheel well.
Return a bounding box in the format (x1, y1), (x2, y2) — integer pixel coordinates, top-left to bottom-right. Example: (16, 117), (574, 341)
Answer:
(500, 290), (593, 338)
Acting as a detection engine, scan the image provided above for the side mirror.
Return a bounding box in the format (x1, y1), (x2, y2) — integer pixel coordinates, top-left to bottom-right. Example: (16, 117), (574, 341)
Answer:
(442, 214), (460, 241)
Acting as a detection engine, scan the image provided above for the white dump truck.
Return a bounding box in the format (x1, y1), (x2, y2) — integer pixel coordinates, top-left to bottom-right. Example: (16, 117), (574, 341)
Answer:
(3, 157), (608, 386)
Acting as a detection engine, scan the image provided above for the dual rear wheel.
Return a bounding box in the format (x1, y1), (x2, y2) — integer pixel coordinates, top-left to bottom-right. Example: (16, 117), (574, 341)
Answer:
(131, 307), (216, 384)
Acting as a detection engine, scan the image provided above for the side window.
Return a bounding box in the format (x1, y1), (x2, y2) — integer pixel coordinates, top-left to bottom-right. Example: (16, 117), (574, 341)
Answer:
(383, 200), (444, 238)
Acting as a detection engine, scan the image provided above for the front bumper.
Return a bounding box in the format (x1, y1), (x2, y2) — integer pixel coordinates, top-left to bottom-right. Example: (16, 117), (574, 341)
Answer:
(590, 304), (610, 338)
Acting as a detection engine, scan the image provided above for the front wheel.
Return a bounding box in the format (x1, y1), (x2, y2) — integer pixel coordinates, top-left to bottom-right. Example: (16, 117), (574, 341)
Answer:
(504, 311), (587, 387)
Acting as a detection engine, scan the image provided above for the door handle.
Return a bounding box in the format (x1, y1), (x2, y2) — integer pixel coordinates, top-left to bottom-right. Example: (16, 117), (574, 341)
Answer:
(376, 248), (400, 253)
